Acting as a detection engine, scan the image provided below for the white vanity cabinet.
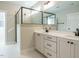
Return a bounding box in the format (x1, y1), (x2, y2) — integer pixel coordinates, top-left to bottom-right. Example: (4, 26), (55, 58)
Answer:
(34, 32), (57, 58)
(43, 35), (57, 58)
(57, 37), (79, 58)
(74, 41), (79, 58)
(34, 31), (79, 58)
(57, 37), (71, 58)
(34, 32), (44, 53)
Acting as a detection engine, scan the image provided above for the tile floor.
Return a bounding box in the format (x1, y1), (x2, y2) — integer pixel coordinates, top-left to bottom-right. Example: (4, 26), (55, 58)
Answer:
(0, 44), (45, 58)
(0, 27), (45, 58)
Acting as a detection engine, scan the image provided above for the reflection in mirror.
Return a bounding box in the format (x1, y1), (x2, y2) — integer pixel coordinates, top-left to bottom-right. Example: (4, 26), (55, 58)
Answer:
(16, 7), (56, 25)
(45, 1), (79, 32)
(43, 12), (56, 25)
(16, 9), (21, 24)
(48, 15), (55, 24)
(22, 8), (42, 24)
(31, 10), (42, 24)
(23, 8), (31, 23)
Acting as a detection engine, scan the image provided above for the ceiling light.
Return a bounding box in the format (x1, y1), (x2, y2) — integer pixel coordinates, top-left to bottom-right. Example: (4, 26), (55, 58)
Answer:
(44, 1), (50, 5)
(44, 1), (56, 10)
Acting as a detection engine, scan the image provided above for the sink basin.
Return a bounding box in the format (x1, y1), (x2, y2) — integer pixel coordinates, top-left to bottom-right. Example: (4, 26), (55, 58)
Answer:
(66, 35), (74, 37)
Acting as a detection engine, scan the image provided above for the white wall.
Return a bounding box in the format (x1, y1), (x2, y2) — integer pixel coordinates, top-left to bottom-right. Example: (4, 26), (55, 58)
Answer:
(66, 12), (79, 32)
(17, 24), (43, 51)
(17, 24), (56, 51)
(0, 3), (20, 44)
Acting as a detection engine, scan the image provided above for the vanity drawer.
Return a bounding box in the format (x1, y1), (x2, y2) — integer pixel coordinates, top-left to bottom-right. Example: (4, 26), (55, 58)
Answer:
(44, 48), (56, 58)
(44, 35), (56, 42)
(44, 40), (56, 52)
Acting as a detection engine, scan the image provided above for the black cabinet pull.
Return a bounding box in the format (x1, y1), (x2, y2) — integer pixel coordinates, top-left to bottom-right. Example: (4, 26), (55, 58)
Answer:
(67, 41), (70, 43)
(71, 42), (74, 44)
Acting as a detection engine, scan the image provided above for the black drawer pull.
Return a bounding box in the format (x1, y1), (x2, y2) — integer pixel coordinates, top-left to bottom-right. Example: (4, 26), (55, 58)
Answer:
(67, 41), (70, 43)
(71, 42), (74, 44)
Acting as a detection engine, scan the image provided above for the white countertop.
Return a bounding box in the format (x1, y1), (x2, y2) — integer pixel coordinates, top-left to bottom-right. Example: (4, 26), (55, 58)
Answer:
(34, 30), (79, 41)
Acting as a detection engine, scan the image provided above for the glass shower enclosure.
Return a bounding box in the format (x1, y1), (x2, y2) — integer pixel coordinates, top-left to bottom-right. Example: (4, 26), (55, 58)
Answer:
(15, 7), (56, 42)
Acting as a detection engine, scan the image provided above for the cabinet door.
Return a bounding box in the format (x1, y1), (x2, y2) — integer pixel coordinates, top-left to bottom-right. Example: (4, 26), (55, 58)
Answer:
(70, 40), (75, 58)
(40, 34), (44, 53)
(44, 48), (56, 58)
(35, 33), (44, 53)
(35, 33), (41, 51)
(58, 38), (71, 58)
(75, 41), (79, 58)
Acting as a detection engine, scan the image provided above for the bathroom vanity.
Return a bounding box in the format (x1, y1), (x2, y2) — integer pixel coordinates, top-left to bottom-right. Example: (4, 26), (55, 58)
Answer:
(34, 30), (79, 58)
(15, 5), (79, 58)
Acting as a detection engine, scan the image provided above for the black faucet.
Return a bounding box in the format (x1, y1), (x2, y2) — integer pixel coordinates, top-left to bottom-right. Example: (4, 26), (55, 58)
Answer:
(75, 28), (79, 36)
(45, 27), (49, 32)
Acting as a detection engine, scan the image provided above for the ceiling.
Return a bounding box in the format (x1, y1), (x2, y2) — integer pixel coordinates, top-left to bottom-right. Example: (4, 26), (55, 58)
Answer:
(45, 1), (79, 13)
(0, 1), (38, 8)
(0, 1), (79, 14)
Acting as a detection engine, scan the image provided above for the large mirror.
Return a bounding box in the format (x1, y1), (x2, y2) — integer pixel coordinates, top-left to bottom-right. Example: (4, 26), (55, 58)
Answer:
(43, 12), (56, 25)
(31, 10), (42, 24)
(15, 7), (56, 25)
(45, 1), (79, 32)
(22, 8), (42, 24)
(16, 7), (56, 25)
